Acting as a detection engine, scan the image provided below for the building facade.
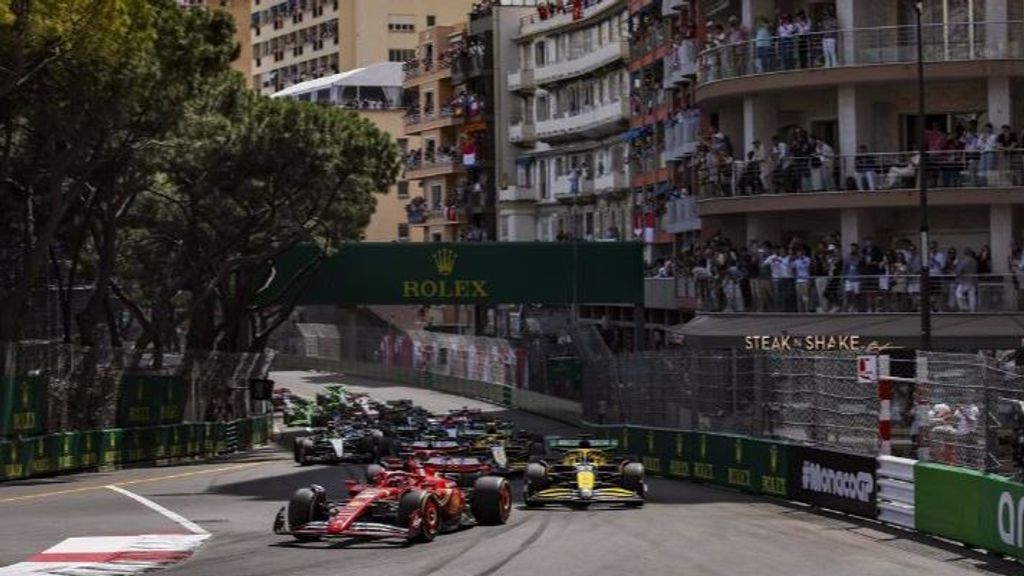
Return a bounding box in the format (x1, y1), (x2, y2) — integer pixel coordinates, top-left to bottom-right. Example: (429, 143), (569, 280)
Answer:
(668, 0), (1024, 351)
(272, 62), (415, 243)
(246, 0), (476, 95)
(503, 0), (633, 243)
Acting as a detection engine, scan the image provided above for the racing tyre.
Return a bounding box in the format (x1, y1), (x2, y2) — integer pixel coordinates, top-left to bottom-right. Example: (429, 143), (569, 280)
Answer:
(471, 476), (512, 525)
(365, 463), (385, 483)
(398, 491), (440, 543)
(287, 487), (326, 542)
(621, 462), (646, 506)
(295, 437), (314, 466)
(525, 462), (548, 489)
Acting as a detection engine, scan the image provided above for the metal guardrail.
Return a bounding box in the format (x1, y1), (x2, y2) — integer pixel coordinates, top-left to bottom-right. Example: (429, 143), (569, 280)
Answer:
(698, 149), (1024, 198)
(271, 354), (583, 425)
(697, 21), (1024, 85)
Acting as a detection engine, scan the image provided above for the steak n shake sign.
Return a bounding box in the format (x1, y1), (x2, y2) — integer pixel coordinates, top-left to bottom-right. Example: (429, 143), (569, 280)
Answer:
(259, 242), (644, 306)
(744, 335), (897, 353)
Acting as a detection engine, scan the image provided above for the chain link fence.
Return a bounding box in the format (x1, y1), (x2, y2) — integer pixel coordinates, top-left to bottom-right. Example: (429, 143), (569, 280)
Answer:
(1, 341), (274, 439)
(583, 347), (1024, 477)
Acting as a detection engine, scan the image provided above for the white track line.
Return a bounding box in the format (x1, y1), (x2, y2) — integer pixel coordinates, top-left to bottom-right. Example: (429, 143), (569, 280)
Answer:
(105, 486), (209, 536)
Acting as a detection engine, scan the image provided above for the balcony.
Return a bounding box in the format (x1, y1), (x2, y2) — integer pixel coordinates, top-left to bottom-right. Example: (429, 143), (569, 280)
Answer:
(552, 175), (595, 200)
(663, 39), (697, 87)
(404, 158), (462, 181)
(662, 196), (700, 234)
(404, 109), (460, 134)
(534, 40), (628, 86)
(594, 170), (627, 194)
(696, 21), (1024, 99)
(695, 274), (1020, 315)
(517, 0), (623, 39)
(452, 53), (488, 83)
(536, 99), (629, 143)
(498, 185), (538, 203)
(664, 111), (699, 160)
(508, 69), (535, 93)
(697, 149), (1024, 216)
(509, 120), (536, 145)
(403, 59), (453, 88)
(644, 276), (699, 310)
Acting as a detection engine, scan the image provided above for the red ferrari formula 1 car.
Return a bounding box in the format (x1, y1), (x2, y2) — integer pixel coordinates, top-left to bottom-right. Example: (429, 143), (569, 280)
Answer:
(273, 459), (512, 544)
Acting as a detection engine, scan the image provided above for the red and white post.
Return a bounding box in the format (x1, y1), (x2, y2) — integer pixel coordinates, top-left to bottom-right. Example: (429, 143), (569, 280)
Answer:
(877, 355), (892, 455)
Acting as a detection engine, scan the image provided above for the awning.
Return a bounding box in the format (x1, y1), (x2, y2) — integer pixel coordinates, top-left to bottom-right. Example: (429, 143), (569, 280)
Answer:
(666, 313), (1024, 351)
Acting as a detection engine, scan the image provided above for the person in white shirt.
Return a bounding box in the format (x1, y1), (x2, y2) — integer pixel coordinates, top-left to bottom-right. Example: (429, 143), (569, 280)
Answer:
(814, 138), (835, 191)
(777, 12), (798, 70)
(772, 135), (788, 192)
(765, 247), (790, 311)
(977, 123), (998, 186)
(793, 10), (813, 68)
(753, 139), (774, 193)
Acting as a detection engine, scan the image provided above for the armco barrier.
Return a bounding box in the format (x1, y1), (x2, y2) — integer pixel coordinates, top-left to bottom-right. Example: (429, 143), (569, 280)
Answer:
(274, 354), (583, 425)
(915, 462), (1024, 561)
(0, 415), (273, 483)
(877, 455), (916, 530)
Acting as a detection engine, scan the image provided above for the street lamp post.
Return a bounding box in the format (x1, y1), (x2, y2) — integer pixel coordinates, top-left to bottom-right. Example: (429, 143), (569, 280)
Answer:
(915, 1), (931, 351)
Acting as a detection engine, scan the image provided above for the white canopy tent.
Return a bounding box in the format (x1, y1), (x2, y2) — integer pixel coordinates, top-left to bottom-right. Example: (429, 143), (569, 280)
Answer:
(271, 61), (403, 108)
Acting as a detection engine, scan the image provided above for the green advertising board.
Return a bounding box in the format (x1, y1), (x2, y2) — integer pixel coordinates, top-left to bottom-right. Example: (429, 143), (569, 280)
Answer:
(118, 375), (187, 428)
(260, 243), (644, 306)
(0, 375), (47, 437)
(687, 432), (788, 495)
(916, 462), (1024, 561)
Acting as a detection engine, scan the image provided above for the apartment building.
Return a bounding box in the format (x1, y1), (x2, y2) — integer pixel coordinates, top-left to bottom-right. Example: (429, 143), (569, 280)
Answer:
(503, 0), (633, 243)
(246, 0), (475, 95)
(668, 0), (1024, 351)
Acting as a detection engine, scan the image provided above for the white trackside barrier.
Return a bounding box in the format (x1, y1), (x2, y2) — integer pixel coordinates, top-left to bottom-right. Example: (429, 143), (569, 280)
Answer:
(877, 455), (917, 529)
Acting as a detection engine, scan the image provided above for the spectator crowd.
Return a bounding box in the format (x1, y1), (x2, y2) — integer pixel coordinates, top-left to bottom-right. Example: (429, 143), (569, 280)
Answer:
(647, 232), (1023, 314)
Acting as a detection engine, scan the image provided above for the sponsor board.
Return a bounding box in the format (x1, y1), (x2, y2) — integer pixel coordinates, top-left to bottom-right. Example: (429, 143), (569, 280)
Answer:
(915, 462), (1024, 561)
(787, 445), (877, 518)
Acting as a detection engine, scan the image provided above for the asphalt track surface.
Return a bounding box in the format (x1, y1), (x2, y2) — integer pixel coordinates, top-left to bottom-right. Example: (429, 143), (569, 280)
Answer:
(1, 371), (1021, 576)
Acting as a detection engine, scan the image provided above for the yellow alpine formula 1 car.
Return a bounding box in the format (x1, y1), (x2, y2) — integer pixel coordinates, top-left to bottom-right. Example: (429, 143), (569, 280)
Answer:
(523, 437), (645, 508)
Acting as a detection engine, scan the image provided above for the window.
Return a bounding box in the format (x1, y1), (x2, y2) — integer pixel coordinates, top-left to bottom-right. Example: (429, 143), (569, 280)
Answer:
(431, 232), (443, 242)
(534, 41), (546, 66)
(427, 14), (436, 27)
(397, 138), (409, 153)
(388, 49), (416, 62)
(398, 223), (410, 241)
(500, 216), (509, 240)
(397, 180), (410, 198)
(430, 184), (442, 210)
(387, 15), (416, 33)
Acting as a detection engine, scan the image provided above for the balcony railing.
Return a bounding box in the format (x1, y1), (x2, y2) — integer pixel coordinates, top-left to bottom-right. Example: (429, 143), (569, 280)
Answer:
(518, 0), (620, 38)
(663, 196), (700, 234)
(594, 170), (627, 192)
(536, 99), (629, 141)
(534, 40), (627, 85)
(404, 157), (461, 179)
(697, 21), (1024, 86)
(697, 149), (1024, 199)
(509, 120), (536, 144)
(693, 274), (1021, 314)
(663, 39), (697, 86)
(508, 69), (535, 92)
(553, 175), (595, 198)
(664, 111), (700, 159)
(498, 185), (538, 202)
(630, 20), (669, 60)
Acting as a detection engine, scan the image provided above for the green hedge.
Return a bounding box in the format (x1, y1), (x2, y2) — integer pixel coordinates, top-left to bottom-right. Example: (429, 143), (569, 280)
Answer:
(0, 414), (272, 482)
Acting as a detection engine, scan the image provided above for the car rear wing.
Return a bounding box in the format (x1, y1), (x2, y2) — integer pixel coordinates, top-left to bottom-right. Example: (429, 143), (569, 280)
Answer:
(544, 437), (620, 451)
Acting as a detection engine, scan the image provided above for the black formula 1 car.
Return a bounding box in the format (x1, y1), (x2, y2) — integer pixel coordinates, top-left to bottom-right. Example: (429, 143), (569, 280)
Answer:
(524, 437), (645, 508)
(293, 424), (395, 465)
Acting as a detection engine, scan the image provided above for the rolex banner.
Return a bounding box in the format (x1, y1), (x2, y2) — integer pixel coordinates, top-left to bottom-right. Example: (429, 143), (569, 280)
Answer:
(258, 243), (644, 306)
(0, 374), (48, 438)
(117, 375), (187, 428)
